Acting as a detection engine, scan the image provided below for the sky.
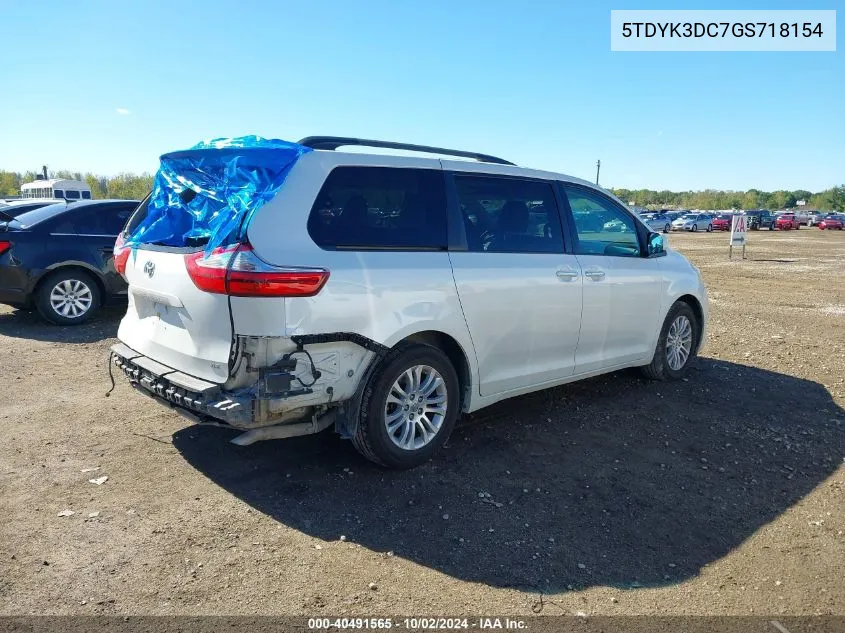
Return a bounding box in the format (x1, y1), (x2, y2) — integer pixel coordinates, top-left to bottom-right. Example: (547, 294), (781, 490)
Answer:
(1, 0), (842, 192)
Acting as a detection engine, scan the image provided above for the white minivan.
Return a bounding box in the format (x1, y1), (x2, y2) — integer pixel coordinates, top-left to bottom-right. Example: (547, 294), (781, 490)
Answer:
(111, 137), (708, 468)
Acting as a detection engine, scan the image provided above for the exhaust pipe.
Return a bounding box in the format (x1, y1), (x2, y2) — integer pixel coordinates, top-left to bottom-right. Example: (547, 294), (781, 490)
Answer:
(230, 409), (337, 446)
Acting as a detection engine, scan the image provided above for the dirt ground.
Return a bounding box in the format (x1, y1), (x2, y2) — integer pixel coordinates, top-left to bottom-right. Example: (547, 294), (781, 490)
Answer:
(1, 228), (843, 617)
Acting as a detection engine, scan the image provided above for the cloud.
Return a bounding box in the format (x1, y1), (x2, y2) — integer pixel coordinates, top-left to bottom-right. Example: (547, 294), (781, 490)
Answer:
(115, 108), (130, 115)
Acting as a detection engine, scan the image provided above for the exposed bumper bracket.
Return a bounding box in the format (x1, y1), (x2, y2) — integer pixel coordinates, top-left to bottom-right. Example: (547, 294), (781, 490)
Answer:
(230, 409), (338, 446)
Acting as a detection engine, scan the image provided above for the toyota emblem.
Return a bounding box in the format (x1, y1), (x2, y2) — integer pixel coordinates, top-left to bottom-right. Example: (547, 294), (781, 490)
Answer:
(143, 261), (156, 278)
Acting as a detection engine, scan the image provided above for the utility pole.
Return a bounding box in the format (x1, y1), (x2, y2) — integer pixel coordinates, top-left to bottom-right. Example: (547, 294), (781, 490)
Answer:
(595, 159), (601, 186)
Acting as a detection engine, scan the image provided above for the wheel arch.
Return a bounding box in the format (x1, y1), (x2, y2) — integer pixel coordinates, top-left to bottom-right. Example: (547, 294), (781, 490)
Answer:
(34, 264), (106, 303)
(399, 330), (473, 412)
(675, 293), (705, 353)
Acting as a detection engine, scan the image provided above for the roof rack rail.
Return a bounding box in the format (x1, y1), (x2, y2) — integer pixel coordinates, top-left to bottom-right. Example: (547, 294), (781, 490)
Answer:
(297, 136), (514, 166)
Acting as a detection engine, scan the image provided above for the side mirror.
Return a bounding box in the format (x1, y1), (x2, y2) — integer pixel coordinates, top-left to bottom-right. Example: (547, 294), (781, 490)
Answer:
(646, 232), (666, 257)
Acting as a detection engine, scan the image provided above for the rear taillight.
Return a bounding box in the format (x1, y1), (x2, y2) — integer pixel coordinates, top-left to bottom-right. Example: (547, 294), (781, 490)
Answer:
(0, 241), (10, 256)
(184, 244), (329, 297)
(113, 234), (130, 276)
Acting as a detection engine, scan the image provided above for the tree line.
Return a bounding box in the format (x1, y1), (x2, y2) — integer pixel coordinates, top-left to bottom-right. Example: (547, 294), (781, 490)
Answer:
(1, 168), (843, 211)
(610, 186), (845, 211)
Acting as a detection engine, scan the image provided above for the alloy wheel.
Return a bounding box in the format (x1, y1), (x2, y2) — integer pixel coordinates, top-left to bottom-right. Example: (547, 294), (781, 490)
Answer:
(666, 315), (693, 371)
(384, 365), (448, 450)
(49, 279), (93, 319)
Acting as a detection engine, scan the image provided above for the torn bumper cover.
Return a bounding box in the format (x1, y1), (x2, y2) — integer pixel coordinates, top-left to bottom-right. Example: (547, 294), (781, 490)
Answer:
(110, 334), (386, 433)
(110, 342), (253, 426)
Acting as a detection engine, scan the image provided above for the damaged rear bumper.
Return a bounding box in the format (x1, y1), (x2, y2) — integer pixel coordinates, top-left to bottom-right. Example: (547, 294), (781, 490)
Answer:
(110, 334), (382, 436)
(111, 342), (255, 426)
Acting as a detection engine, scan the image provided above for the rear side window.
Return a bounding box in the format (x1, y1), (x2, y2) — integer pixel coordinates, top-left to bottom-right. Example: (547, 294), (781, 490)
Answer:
(307, 167), (447, 250)
(73, 204), (137, 236)
(454, 175), (563, 254)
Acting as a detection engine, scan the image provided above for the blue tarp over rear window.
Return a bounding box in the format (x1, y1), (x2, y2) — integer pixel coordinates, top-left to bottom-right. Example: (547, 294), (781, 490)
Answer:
(125, 136), (311, 254)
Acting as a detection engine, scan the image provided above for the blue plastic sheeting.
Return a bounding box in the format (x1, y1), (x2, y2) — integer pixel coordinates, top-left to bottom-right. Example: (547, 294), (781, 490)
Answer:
(125, 136), (311, 254)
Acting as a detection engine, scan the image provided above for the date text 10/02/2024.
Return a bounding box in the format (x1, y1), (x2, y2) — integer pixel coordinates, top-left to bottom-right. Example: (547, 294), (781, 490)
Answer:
(307, 618), (528, 630)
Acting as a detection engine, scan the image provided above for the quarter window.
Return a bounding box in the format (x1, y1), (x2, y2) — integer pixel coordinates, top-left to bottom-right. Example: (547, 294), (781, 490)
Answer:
(73, 204), (136, 235)
(454, 175), (563, 254)
(564, 187), (641, 257)
(307, 167), (447, 250)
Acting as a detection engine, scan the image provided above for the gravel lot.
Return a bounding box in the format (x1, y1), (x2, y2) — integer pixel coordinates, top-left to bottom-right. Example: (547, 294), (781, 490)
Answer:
(1, 229), (843, 616)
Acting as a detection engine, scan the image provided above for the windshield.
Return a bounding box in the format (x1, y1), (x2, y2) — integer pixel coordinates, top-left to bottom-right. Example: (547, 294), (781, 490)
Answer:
(9, 202), (68, 228)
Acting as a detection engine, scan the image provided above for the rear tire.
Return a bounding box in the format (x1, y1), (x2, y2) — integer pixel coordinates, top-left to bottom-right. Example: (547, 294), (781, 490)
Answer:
(35, 270), (101, 325)
(664, 224), (670, 233)
(706, 224), (712, 232)
(640, 302), (699, 381)
(352, 343), (460, 469)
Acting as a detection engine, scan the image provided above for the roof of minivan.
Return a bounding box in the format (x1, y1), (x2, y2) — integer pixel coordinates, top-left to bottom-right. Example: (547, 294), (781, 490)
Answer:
(304, 148), (623, 207)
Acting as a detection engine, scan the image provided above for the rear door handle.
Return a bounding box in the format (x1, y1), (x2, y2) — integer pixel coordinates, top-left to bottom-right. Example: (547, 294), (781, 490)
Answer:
(555, 270), (579, 281)
(584, 270), (606, 280)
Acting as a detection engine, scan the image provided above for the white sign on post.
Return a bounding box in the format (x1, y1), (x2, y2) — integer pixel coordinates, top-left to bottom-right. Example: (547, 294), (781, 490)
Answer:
(729, 214), (747, 259)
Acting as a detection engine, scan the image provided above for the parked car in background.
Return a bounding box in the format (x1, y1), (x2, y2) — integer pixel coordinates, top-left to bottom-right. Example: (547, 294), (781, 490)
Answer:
(108, 135), (708, 468)
(818, 214), (844, 230)
(807, 211), (827, 227)
(711, 214), (733, 231)
(671, 213), (713, 232)
(745, 209), (776, 230)
(0, 200), (61, 218)
(792, 209), (810, 225)
(640, 212), (672, 233)
(0, 199), (139, 324)
(775, 213), (801, 230)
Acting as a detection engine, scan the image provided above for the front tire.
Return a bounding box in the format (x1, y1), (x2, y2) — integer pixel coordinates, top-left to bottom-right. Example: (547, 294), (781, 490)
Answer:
(640, 302), (699, 381)
(35, 270), (101, 325)
(352, 343), (460, 469)
(691, 224), (698, 233)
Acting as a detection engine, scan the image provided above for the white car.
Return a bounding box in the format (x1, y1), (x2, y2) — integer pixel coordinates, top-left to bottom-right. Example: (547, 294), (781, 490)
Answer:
(671, 213), (713, 232)
(111, 136), (708, 469)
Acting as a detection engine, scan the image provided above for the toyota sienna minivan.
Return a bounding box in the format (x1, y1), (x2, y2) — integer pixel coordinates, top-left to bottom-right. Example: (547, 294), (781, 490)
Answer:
(111, 136), (708, 468)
